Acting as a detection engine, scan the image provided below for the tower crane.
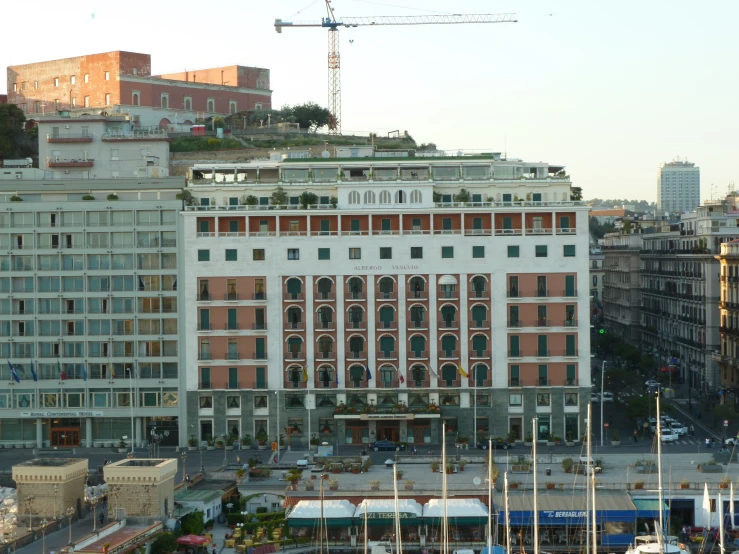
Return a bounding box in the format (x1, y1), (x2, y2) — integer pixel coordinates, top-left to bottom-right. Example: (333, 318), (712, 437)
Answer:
(275, 1), (517, 134)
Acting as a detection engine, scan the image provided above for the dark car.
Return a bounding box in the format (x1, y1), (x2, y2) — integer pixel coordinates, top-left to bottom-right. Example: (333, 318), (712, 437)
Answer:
(476, 440), (514, 450)
(369, 440), (405, 452)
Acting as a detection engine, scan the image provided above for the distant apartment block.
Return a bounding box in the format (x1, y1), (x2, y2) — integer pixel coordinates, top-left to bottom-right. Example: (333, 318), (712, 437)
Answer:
(657, 160), (700, 215)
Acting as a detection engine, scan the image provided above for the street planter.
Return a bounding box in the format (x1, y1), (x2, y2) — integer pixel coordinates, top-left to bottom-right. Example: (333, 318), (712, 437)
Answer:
(565, 441), (575, 447)
(611, 441), (621, 447)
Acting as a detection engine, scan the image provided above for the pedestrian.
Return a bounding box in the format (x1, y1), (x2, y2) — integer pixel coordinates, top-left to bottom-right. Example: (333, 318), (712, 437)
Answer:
(412, 446), (417, 456)
(706, 437), (711, 448)
(99, 512), (105, 526)
(690, 425), (695, 437)
(712, 437), (716, 448)
(236, 455), (240, 465)
(633, 429), (638, 443)
(213, 546), (217, 554)
(185, 473), (190, 483)
(103, 458), (108, 466)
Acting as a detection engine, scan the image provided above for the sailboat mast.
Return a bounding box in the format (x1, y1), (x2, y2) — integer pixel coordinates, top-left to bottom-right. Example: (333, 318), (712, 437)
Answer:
(532, 418), (539, 554)
(488, 438), (493, 554)
(586, 403), (591, 554)
(656, 392), (665, 551)
(504, 472), (511, 554)
(442, 422), (448, 554)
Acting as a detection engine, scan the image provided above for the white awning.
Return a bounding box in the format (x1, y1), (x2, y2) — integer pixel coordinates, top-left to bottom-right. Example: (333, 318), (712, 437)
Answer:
(287, 500), (355, 520)
(438, 275), (458, 285)
(423, 498), (489, 518)
(355, 499), (423, 517)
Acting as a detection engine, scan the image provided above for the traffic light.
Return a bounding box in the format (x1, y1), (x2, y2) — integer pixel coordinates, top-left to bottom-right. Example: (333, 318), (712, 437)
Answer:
(599, 329), (606, 335)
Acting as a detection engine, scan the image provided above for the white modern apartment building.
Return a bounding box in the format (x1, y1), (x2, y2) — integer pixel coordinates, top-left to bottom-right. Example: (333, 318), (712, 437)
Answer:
(0, 178), (184, 448)
(180, 151), (591, 448)
(36, 114), (170, 180)
(657, 160), (700, 215)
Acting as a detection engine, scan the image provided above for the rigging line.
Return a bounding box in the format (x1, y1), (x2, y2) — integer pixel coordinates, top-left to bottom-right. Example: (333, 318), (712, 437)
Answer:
(286, 0), (320, 21)
(348, 0), (456, 15)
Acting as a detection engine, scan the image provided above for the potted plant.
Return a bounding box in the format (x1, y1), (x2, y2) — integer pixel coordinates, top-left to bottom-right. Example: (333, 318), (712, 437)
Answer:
(459, 460), (467, 472)
(524, 433), (533, 447)
(611, 429), (621, 447)
(225, 436), (235, 450)
(565, 433), (575, 447)
(215, 437), (225, 449)
(351, 463), (361, 474)
(362, 458), (372, 473)
(188, 436), (198, 451)
(207, 439), (216, 451)
(117, 437), (128, 453)
(107, 193), (119, 201)
(370, 480), (380, 491)
(546, 434), (555, 447)
(305, 481), (315, 491)
(446, 463), (456, 474)
(330, 462), (343, 474)
(545, 481), (555, 490)
(310, 434), (320, 451)
(634, 480), (645, 490)
(328, 478), (339, 491)
(561, 457), (574, 474)
(680, 479), (690, 489)
(554, 436), (562, 446)
(9, 195), (22, 202)
(404, 480), (415, 491)
(720, 477), (731, 489)
(82, 194), (95, 201)
(431, 461), (440, 473)
(396, 470), (405, 481)
(456, 436), (469, 449)
(509, 481), (520, 489)
(507, 431), (518, 444)
(256, 433), (268, 450)
(241, 434), (252, 448)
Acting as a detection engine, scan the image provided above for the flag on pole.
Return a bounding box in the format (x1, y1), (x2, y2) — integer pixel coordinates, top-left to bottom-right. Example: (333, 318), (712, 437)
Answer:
(399, 374), (405, 384)
(365, 365), (372, 381)
(7, 361), (20, 383)
(335, 368), (339, 386)
(703, 483), (712, 529)
(458, 363), (468, 378)
(82, 364), (88, 382)
(30, 361), (37, 382)
(302, 366), (309, 383)
(57, 359), (62, 377)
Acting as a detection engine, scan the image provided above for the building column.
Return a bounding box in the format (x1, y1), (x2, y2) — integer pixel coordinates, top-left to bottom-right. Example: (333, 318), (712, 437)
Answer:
(86, 418), (92, 447)
(36, 418), (43, 448)
(135, 417), (143, 448)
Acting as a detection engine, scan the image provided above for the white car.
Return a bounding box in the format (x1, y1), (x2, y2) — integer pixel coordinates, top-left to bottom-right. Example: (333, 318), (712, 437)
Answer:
(590, 394), (600, 403)
(601, 392), (614, 403)
(725, 437), (738, 446)
(669, 421), (688, 436)
(660, 429), (679, 442)
(645, 380), (660, 388)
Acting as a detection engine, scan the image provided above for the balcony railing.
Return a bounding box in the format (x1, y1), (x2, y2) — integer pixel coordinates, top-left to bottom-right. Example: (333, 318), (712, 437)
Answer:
(410, 320), (426, 329)
(508, 320), (522, 328)
(408, 350), (428, 359)
(377, 379), (399, 388)
(225, 323), (240, 331)
(316, 292), (336, 301)
(470, 289), (489, 299)
(198, 381), (212, 390)
(377, 290), (397, 300)
(252, 293), (267, 301)
(378, 321), (396, 330)
(197, 294), (211, 301)
(438, 288), (458, 300)
(224, 293), (239, 301)
(316, 350), (335, 360)
(534, 350), (551, 357)
(439, 320), (458, 329)
(376, 350), (397, 360)
(284, 293), (304, 301)
(564, 319), (578, 327)
(534, 319), (550, 327)
(284, 350), (305, 360)
(316, 320), (335, 330)
(284, 379), (308, 389)
(252, 322), (267, 330)
(473, 379), (493, 387)
(408, 290), (427, 300)
(469, 320), (489, 329)
(470, 350), (491, 359)
(509, 378), (521, 387)
(440, 379), (461, 388)
(224, 351), (241, 360)
(407, 378), (430, 388)
(199, 352), (212, 360)
(198, 323), (212, 331)
(345, 290), (366, 300)
(227, 381), (241, 390)
(347, 380), (368, 388)
(285, 321), (305, 330)
(347, 320), (365, 330)
(47, 134), (94, 143)
(348, 351), (367, 360)
(251, 352), (268, 360)
(438, 350), (459, 359)
(564, 349), (578, 357)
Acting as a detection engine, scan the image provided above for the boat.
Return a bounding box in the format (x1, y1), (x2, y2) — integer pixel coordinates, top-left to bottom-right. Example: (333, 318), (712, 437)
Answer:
(625, 391), (690, 554)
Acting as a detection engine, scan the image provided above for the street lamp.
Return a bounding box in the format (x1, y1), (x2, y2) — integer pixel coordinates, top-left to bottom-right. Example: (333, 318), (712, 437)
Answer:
(181, 451), (188, 487)
(66, 506), (75, 545)
(41, 519), (48, 554)
(53, 485), (58, 519)
(90, 494), (100, 532)
(199, 445), (205, 474)
(26, 495), (35, 533)
(600, 360), (606, 447)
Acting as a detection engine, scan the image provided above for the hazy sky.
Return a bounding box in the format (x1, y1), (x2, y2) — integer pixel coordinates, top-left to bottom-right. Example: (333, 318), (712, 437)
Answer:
(4, 0), (738, 202)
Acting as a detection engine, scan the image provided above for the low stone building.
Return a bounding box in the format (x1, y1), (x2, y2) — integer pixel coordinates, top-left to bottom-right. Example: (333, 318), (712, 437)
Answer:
(103, 459), (177, 518)
(12, 458), (88, 523)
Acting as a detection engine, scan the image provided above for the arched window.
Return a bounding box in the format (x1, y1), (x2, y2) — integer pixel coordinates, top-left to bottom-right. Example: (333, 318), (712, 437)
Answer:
(379, 365), (396, 386)
(347, 305), (364, 327)
(132, 92), (140, 106)
(286, 307), (302, 328)
(441, 363), (458, 386)
(441, 335), (457, 355)
(348, 191), (360, 205)
(349, 365), (365, 384)
(317, 306), (333, 328)
(347, 277), (363, 298)
(286, 278), (302, 299)
(409, 335), (426, 355)
(410, 190), (422, 204)
(378, 277), (394, 298)
(348, 336), (364, 356)
(379, 336), (395, 356)
(317, 365), (334, 386)
(440, 305), (457, 327)
(317, 278), (333, 299)
(472, 334), (488, 355)
(364, 190), (376, 204)
(378, 306), (395, 328)
(409, 305), (425, 327)
(318, 336), (334, 357)
(395, 190), (406, 204)
(379, 190), (391, 204)
(471, 304), (487, 325)
(473, 363), (488, 385)
(471, 276), (487, 296)
(409, 277), (425, 298)
(287, 337), (303, 357)
(410, 364), (427, 384)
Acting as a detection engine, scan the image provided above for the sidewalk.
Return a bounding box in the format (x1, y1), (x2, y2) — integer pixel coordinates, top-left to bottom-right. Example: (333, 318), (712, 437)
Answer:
(15, 506), (109, 554)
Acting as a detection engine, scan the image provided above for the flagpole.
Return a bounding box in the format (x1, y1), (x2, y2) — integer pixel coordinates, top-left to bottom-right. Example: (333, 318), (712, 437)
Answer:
(307, 368), (311, 457)
(473, 365), (477, 448)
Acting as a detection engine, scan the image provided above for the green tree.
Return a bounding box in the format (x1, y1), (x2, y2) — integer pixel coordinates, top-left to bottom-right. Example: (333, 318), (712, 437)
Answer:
(454, 188), (471, 203)
(283, 102), (330, 131)
(180, 510), (204, 536)
(622, 220), (633, 235)
(0, 104), (27, 158)
(270, 187), (288, 206)
(150, 532), (179, 554)
(570, 186), (583, 201)
(299, 191), (318, 209)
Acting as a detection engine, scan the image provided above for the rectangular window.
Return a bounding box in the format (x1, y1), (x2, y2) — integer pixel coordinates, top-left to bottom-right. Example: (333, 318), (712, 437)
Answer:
(508, 245), (520, 258)
(287, 249), (299, 260)
(318, 248), (330, 261)
(538, 364), (548, 386)
(253, 249), (265, 261)
(105, 93), (110, 104)
(380, 247), (392, 259)
(509, 393), (522, 407)
(537, 335), (548, 357)
(197, 250), (210, 262)
(105, 71), (110, 80)
(510, 365), (520, 386)
(535, 245), (548, 257)
(472, 246), (484, 258)
(411, 247), (423, 259)
(566, 335), (576, 356)
(509, 336), (520, 357)
(225, 249), (237, 261)
(54, 77), (59, 87)
(441, 246), (454, 258)
(566, 364), (576, 386)
(563, 245), (576, 257)
(349, 248), (361, 260)
(71, 75), (76, 84)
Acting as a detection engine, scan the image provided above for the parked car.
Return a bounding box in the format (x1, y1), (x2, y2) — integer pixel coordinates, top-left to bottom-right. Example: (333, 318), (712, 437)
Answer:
(645, 379), (660, 388)
(368, 440), (405, 452)
(476, 439), (514, 450)
(601, 392), (614, 403)
(725, 437), (738, 446)
(669, 421), (688, 436)
(660, 429), (679, 442)
(590, 394), (600, 403)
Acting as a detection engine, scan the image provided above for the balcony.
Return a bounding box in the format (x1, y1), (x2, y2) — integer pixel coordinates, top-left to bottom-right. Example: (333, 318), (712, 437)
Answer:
(249, 351), (268, 360)
(535, 289), (550, 298)
(224, 293), (240, 301)
(473, 379), (492, 387)
(252, 322), (267, 331)
(407, 378), (430, 388)
(408, 290), (427, 300)
(227, 381), (241, 390)
(564, 319), (578, 327)
(556, 227), (576, 235)
(345, 290), (366, 300)
(377, 290), (397, 301)
(438, 350), (459, 359)
(284, 293), (304, 302)
(534, 319), (550, 328)
(376, 350), (397, 361)
(538, 378), (550, 386)
(284, 350), (305, 361)
(284, 378), (308, 389)
(495, 228), (523, 236)
(198, 381), (212, 390)
(533, 350), (551, 358)
(470, 350), (491, 359)
(47, 159), (94, 168)
(346, 380), (368, 388)
(347, 321), (366, 330)
(507, 289), (521, 299)
(285, 321), (305, 331)
(377, 379), (399, 388)
(469, 289), (489, 299)
(563, 350), (578, 357)
(197, 323), (212, 331)
(224, 351), (241, 360)
(408, 350), (428, 360)
(316, 292), (336, 301)
(316, 320), (335, 330)
(508, 379), (521, 387)
(564, 378), (578, 386)
(464, 228), (492, 236)
(508, 351), (522, 358)
(46, 134), (93, 143)
(197, 294), (211, 301)
(438, 288), (458, 300)
(410, 320), (427, 330)
(316, 378), (338, 389)
(378, 321), (397, 330)
(252, 293), (267, 301)
(347, 351), (367, 360)
(439, 320), (458, 329)
(199, 352), (212, 361)
(101, 129), (169, 141)
(315, 350), (335, 361)
(440, 379), (462, 388)
(224, 323), (240, 331)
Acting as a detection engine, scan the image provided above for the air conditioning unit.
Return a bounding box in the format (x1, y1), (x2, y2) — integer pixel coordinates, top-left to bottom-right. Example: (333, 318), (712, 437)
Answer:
(64, 125), (70, 129)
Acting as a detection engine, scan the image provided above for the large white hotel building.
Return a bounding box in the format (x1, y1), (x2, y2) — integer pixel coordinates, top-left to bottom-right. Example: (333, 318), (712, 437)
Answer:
(182, 148), (591, 447)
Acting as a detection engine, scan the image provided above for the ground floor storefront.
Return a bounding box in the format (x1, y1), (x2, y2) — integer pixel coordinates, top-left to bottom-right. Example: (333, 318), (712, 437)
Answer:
(0, 414), (179, 448)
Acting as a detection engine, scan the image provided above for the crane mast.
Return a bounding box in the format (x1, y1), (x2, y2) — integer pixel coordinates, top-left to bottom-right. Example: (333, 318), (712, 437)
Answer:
(275, 1), (517, 134)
